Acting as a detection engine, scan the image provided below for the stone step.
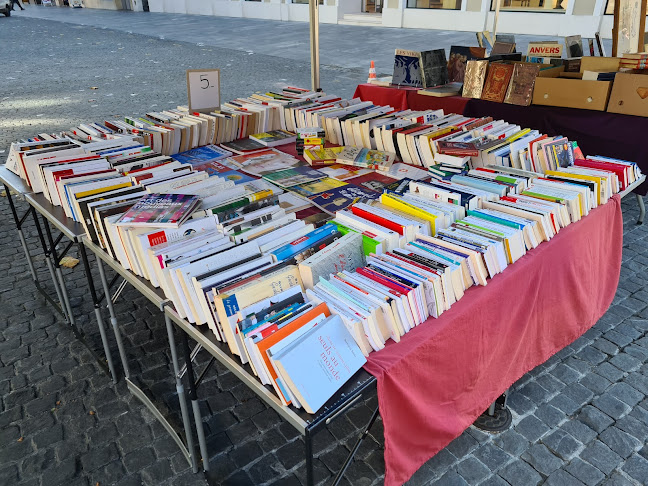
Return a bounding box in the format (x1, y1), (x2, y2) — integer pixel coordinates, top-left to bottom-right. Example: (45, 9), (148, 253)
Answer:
(339, 13), (383, 26)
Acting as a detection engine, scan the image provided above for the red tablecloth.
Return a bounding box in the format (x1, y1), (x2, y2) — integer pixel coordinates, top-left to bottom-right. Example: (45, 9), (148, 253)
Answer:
(353, 83), (648, 195)
(354, 84), (470, 115)
(363, 195), (623, 486)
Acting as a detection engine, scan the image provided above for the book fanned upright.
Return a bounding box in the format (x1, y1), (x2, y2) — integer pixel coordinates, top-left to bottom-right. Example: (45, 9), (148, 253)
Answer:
(481, 63), (515, 103)
(504, 64), (540, 106)
(462, 60), (489, 99)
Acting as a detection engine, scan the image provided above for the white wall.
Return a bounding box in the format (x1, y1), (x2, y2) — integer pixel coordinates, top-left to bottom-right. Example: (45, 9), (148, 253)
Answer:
(88, 0), (648, 39)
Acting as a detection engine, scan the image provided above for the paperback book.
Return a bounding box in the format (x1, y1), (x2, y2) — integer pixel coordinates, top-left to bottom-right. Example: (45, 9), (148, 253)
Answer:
(114, 193), (200, 228)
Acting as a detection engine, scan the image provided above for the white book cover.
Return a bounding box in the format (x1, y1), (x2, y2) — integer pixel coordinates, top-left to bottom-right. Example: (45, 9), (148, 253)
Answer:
(272, 315), (366, 414)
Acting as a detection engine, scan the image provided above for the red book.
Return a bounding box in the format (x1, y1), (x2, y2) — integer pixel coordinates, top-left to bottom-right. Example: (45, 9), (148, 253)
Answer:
(481, 64), (515, 103)
(351, 205), (405, 235)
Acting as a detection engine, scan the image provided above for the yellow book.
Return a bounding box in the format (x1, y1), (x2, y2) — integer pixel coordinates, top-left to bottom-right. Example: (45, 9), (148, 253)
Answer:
(380, 193), (437, 235)
(544, 170), (603, 206)
(212, 266), (303, 357)
(74, 182), (133, 201)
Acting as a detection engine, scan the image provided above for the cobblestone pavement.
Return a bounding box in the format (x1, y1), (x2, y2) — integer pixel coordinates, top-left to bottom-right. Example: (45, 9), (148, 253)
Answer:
(1, 9), (648, 486)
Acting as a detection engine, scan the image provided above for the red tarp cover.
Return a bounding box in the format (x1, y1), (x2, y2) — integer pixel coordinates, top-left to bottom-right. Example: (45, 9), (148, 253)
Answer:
(363, 195), (623, 486)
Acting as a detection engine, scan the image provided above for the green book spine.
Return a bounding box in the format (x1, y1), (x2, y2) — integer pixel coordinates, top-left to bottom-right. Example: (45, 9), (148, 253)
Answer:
(466, 210), (521, 230)
(331, 222), (380, 257)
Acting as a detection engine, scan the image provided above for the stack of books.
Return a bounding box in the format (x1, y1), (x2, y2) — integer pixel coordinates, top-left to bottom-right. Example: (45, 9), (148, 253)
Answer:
(6, 88), (644, 414)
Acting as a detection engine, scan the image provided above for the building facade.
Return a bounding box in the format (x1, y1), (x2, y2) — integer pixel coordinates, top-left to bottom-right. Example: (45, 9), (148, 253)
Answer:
(86, 0), (640, 39)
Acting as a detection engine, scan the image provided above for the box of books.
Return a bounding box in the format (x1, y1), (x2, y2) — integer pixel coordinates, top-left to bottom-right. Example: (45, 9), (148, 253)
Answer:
(606, 73), (648, 117)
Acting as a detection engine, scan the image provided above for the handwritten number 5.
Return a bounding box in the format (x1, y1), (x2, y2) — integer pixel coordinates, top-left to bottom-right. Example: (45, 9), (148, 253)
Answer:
(200, 74), (210, 89)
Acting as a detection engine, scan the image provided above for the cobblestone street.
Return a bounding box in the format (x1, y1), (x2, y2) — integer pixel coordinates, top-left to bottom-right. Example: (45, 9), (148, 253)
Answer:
(1, 7), (648, 486)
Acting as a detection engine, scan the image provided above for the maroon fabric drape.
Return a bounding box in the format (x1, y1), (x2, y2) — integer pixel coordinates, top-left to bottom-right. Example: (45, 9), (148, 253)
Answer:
(363, 195), (623, 486)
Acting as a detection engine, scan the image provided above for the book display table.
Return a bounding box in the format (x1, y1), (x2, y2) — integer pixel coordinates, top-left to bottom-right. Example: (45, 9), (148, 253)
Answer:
(0, 155), (637, 485)
(354, 83), (648, 200)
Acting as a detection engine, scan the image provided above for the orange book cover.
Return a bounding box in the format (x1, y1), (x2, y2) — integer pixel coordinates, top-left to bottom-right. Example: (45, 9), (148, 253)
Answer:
(256, 302), (331, 404)
(481, 63), (514, 103)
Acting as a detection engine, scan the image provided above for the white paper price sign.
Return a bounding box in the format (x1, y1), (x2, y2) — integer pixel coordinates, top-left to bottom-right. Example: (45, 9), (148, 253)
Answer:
(186, 69), (221, 113)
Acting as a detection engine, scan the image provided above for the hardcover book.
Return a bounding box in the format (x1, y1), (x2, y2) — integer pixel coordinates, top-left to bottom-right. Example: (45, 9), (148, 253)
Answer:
(392, 49), (423, 87)
(220, 138), (267, 155)
(419, 49), (449, 88)
(504, 64), (541, 106)
(565, 35), (584, 58)
(447, 46), (486, 83)
(418, 82), (464, 98)
(462, 60), (489, 99)
(114, 193), (200, 228)
(481, 63), (515, 103)
(491, 41), (516, 55)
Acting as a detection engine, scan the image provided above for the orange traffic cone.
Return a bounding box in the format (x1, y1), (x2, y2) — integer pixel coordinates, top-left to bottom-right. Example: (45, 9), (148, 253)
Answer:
(367, 60), (377, 83)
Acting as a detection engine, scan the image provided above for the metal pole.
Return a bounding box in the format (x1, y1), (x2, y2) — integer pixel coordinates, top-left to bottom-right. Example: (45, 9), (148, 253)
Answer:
(164, 312), (199, 473)
(4, 185), (38, 282)
(181, 330), (210, 473)
(78, 241), (118, 384)
(309, 0), (320, 92)
(97, 258), (131, 378)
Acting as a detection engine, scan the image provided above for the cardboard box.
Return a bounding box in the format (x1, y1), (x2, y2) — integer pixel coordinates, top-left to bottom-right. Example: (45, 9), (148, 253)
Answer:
(579, 56), (622, 73)
(532, 77), (612, 111)
(537, 65), (565, 78)
(607, 73), (648, 117)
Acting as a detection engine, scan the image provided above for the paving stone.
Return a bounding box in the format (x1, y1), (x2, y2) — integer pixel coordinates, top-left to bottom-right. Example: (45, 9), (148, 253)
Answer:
(610, 353), (642, 373)
(592, 394), (632, 420)
(506, 393), (535, 416)
(565, 458), (606, 486)
(577, 405), (614, 433)
(595, 362), (626, 382)
(562, 383), (594, 406)
(493, 430), (529, 457)
(622, 454), (648, 483)
(445, 433), (478, 458)
(599, 427), (642, 459)
(472, 444), (511, 472)
(434, 470), (469, 486)
(0, 465), (19, 485)
(515, 415), (550, 442)
(536, 374), (565, 394)
(123, 447), (156, 474)
(616, 415), (648, 444)
(521, 443), (563, 477)
(603, 330), (633, 348)
(542, 429), (581, 461)
(580, 440), (623, 475)
(544, 469), (586, 486)
(519, 382), (552, 402)
(455, 457), (489, 485)
(592, 338), (619, 356)
(548, 394), (581, 415)
(498, 460), (542, 486)
(608, 382), (645, 407)
(424, 448), (457, 475)
(579, 373), (613, 395)
(576, 346), (607, 365)
(32, 423), (63, 449)
(534, 403), (565, 428)
(551, 363), (582, 385)
(80, 443), (120, 472)
(602, 471), (636, 486)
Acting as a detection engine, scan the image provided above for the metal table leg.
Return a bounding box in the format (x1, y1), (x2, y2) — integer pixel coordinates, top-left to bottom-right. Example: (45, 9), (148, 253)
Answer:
(636, 193), (645, 225)
(165, 312), (199, 473)
(4, 184), (37, 282)
(41, 215), (76, 327)
(78, 241), (118, 384)
(97, 258), (131, 378)
(181, 330), (210, 473)
(32, 209), (67, 319)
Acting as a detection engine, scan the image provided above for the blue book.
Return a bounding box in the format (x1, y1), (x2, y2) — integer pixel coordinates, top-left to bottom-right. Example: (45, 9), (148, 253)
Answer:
(172, 144), (233, 164)
(271, 223), (339, 262)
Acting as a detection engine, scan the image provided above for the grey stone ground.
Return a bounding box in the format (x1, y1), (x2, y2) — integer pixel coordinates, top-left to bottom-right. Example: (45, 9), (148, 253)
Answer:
(1, 7), (648, 486)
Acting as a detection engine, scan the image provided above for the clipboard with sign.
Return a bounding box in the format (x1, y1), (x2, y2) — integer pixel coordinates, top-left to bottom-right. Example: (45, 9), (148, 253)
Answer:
(186, 69), (221, 113)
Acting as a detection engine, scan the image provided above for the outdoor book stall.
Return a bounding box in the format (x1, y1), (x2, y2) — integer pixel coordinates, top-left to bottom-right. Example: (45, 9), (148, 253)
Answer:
(1, 111), (645, 483)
